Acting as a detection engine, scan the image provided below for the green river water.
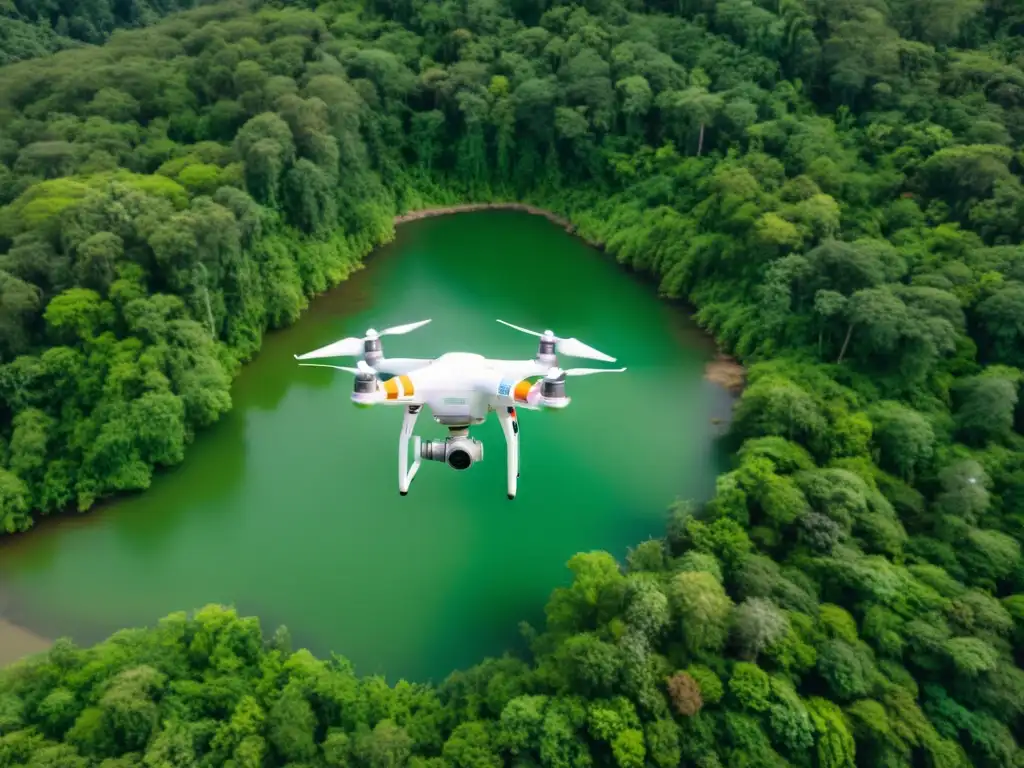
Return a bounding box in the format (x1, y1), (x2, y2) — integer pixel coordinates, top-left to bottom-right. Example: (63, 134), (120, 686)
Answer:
(0, 211), (732, 682)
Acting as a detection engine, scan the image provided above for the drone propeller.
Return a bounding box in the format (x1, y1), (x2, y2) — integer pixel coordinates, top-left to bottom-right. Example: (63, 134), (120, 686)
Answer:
(496, 319), (617, 363)
(298, 360), (378, 375)
(294, 319), (431, 361)
(545, 366), (627, 379)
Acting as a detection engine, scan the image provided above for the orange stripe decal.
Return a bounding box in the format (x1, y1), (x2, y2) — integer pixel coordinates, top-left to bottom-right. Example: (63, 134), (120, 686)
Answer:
(384, 379), (399, 400)
(398, 375), (414, 397)
(513, 380), (532, 403)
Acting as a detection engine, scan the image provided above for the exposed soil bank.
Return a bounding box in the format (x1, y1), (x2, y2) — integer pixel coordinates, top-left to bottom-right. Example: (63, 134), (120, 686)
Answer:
(394, 204), (748, 396)
(0, 618), (51, 667)
(705, 353), (747, 394)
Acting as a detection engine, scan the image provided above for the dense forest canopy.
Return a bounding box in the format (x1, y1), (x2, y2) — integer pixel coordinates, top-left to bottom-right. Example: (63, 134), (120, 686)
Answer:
(0, 0), (203, 65)
(1, 0), (1024, 765)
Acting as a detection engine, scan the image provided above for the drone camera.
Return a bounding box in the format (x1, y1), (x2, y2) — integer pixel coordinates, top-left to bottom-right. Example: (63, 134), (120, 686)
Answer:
(421, 435), (484, 471)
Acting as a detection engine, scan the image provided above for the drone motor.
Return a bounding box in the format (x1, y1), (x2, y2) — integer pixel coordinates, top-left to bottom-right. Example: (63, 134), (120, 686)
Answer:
(353, 372), (377, 394)
(537, 371), (571, 409)
(350, 366), (379, 408)
(362, 336), (383, 366)
(540, 374), (566, 399)
(537, 336), (556, 366)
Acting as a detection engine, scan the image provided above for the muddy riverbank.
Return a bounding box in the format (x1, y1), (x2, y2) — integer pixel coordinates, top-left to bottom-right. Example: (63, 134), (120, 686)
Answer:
(705, 352), (747, 394)
(0, 618), (50, 667)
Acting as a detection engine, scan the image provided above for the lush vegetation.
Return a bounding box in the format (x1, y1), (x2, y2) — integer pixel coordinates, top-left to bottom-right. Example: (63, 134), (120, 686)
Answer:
(2, 0), (1024, 765)
(0, 0), (202, 66)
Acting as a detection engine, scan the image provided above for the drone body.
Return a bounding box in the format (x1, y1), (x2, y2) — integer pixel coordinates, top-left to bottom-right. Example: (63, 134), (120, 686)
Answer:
(294, 319), (625, 499)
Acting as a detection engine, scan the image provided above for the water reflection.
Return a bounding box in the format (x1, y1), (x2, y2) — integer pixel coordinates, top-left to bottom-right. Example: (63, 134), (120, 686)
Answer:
(108, 412), (249, 553)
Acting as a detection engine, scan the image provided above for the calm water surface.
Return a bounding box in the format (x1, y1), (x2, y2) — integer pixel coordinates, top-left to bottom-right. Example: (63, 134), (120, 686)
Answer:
(0, 212), (731, 682)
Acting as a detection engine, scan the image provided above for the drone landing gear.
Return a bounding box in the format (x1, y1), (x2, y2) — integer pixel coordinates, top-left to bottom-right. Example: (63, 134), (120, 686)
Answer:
(399, 405), (519, 499)
(399, 405), (422, 496)
(497, 407), (520, 500)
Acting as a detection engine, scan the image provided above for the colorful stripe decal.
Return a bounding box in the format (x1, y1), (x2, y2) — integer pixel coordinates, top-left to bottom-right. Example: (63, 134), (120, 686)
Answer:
(513, 380), (532, 403)
(384, 378), (399, 400)
(398, 375), (414, 397)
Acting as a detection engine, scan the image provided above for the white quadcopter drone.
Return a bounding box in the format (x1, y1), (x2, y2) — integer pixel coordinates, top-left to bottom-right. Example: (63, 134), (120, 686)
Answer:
(293, 319), (625, 500)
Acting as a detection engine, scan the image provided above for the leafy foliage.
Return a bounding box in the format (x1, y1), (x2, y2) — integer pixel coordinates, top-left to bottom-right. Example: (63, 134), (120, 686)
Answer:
(1, 0), (1024, 764)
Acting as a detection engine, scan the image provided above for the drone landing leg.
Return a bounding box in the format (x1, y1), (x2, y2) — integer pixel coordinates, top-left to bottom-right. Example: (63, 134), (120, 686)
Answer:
(497, 407), (519, 500)
(399, 405), (422, 496)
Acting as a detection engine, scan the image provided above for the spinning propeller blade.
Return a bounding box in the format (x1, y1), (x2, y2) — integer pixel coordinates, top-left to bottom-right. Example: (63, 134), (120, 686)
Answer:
(297, 360), (378, 375)
(495, 319), (544, 338)
(496, 319), (617, 363)
(377, 319), (432, 336)
(294, 319), (431, 360)
(294, 339), (363, 361)
(546, 366), (627, 379)
(562, 367), (627, 377)
(298, 363), (360, 373)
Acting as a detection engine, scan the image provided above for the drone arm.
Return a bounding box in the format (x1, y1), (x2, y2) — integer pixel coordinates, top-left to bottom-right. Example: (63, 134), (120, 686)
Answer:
(398, 405), (422, 495)
(496, 406), (519, 500)
(360, 373), (425, 407)
(487, 375), (543, 410)
(479, 370), (544, 409)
